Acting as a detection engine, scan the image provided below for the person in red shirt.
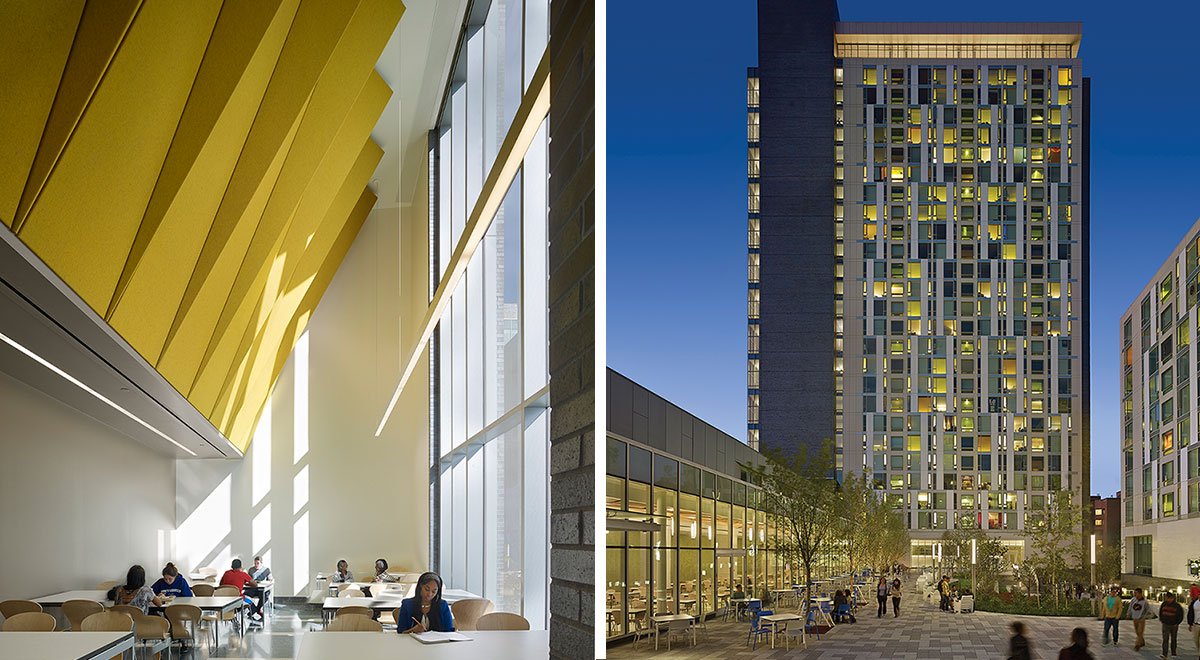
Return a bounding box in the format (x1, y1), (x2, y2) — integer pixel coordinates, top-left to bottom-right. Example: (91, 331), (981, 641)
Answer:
(219, 558), (257, 597)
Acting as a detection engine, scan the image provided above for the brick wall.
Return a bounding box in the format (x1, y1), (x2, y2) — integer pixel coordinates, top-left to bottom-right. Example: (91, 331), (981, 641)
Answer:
(547, 0), (595, 657)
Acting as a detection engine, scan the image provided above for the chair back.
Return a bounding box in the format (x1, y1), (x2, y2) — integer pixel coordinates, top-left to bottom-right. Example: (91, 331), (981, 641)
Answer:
(62, 599), (105, 631)
(164, 604), (203, 640)
(335, 606), (373, 618)
(132, 612), (169, 641)
(476, 612), (530, 631)
(1, 611), (56, 631)
(666, 618), (692, 633)
(325, 613), (382, 632)
(191, 584), (215, 597)
(213, 585), (240, 598)
(81, 611), (133, 632)
(340, 588), (365, 598)
(751, 609), (773, 631)
(109, 604), (142, 619)
(450, 598), (494, 631)
(0, 599), (42, 618)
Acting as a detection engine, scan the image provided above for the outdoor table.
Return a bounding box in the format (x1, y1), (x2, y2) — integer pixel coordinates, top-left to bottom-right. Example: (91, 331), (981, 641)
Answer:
(152, 595), (243, 646)
(809, 597), (835, 628)
(0, 631), (134, 660)
(296, 630), (548, 659)
(760, 612), (803, 649)
(727, 597), (751, 621)
(651, 613), (694, 650)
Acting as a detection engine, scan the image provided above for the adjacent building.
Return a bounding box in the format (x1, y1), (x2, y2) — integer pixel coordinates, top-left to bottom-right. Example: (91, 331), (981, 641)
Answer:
(1120, 220), (1200, 581)
(748, 0), (1091, 564)
(1090, 494), (1120, 550)
(605, 369), (849, 642)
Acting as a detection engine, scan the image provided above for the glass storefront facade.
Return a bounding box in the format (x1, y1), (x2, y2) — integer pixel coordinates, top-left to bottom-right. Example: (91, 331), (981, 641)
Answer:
(430, 0), (550, 628)
(605, 369), (851, 641)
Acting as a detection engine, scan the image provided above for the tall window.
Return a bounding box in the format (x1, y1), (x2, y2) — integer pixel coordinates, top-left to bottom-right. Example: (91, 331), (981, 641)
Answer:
(431, 0), (549, 628)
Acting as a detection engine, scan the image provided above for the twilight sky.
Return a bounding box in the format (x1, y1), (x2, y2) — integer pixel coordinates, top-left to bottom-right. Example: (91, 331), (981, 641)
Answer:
(607, 0), (1200, 497)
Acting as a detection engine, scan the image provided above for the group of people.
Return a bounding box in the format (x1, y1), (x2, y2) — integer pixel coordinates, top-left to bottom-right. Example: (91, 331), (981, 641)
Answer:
(1007, 582), (1200, 660)
(327, 558), (455, 634)
(875, 576), (903, 617)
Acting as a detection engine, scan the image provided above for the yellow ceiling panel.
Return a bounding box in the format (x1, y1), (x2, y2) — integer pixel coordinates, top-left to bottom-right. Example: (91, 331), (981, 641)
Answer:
(189, 71), (393, 408)
(217, 187), (377, 449)
(15, 0), (222, 313)
(12, 0), (143, 231)
(164, 0), (366, 352)
(107, 0), (302, 320)
(194, 136), (383, 419)
(155, 105), (307, 395)
(0, 0), (85, 227)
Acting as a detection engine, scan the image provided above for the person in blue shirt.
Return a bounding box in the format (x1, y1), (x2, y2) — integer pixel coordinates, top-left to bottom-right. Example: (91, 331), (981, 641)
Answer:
(150, 563), (193, 598)
(397, 572), (455, 633)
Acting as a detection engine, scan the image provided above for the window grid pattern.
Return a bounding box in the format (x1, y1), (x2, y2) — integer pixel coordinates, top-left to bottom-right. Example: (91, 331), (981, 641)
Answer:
(844, 62), (1083, 543)
(747, 72), (761, 450)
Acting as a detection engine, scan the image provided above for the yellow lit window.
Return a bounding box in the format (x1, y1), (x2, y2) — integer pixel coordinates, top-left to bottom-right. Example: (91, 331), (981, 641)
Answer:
(907, 301), (921, 317)
(907, 262), (921, 278)
(1031, 437), (1045, 452)
(907, 436), (921, 451)
(1057, 67), (1071, 86)
(943, 147), (957, 163)
(1003, 359), (1017, 375)
(1003, 244), (1017, 260)
(864, 68), (877, 85)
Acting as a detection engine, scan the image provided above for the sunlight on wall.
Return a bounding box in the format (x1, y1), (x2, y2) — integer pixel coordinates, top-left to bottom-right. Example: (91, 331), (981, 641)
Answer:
(177, 474), (232, 572)
(294, 465), (309, 515)
(294, 332), (309, 463)
(293, 510), (309, 597)
(253, 503), (271, 556)
(252, 404), (271, 507)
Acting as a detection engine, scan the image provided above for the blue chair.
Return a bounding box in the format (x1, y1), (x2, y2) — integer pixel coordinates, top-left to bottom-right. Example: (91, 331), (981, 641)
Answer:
(747, 609), (775, 650)
(805, 607), (824, 639)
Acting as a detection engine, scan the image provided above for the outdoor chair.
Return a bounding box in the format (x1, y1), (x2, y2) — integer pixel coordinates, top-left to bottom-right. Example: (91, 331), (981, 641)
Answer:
(955, 595), (974, 613)
(660, 617), (694, 651)
(778, 618), (806, 651)
(628, 609), (652, 649)
(747, 609), (775, 650)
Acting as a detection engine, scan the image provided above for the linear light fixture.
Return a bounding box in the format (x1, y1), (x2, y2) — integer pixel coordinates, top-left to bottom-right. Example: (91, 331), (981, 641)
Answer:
(373, 49), (552, 437)
(0, 330), (197, 456)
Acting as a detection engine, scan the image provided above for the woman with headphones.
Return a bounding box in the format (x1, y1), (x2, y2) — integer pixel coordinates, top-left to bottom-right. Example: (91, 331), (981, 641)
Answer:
(397, 571), (455, 633)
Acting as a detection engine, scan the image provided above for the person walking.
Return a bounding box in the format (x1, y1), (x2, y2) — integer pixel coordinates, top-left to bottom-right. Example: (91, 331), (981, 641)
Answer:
(1058, 627), (1094, 660)
(1100, 585), (1124, 646)
(1008, 621), (1032, 660)
(876, 576), (890, 618)
(1158, 590), (1185, 659)
(891, 578), (902, 617)
(1129, 587), (1149, 651)
(1187, 593), (1200, 659)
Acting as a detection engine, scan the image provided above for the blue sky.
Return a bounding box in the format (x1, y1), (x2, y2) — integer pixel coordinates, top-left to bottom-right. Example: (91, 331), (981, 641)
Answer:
(606, 0), (1200, 497)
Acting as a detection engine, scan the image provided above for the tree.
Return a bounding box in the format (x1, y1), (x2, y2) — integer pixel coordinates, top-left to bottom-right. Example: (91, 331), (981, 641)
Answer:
(1096, 541), (1122, 584)
(939, 524), (1006, 593)
(1023, 489), (1082, 608)
(836, 472), (874, 574)
(859, 491), (908, 574)
(744, 442), (837, 612)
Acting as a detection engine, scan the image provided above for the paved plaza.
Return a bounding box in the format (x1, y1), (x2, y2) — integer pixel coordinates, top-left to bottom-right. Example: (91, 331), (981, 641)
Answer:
(606, 593), (1200, 659)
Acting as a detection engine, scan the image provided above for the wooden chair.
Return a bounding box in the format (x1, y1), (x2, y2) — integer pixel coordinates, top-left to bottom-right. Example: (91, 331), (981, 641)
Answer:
(63, 599), (106, 631)
(334, 606), (373, 618)
(109, 604), (142, 619)
(165, 604), (205, 650)
(191, 584), (215, 597)
(449, 598), (494, 631)
(1, 611), (56, 631)
(132, 612), (171, 660)
(0, 599), (42, 618)
(325, 613), (382, 632)
(476, 612), (530, 630)
(82, 611), (134, 632)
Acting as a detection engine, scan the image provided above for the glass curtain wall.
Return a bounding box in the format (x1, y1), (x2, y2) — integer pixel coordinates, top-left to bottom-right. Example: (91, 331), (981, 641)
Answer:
(604, 436), (851, 640)
(432, 0), (549, 629)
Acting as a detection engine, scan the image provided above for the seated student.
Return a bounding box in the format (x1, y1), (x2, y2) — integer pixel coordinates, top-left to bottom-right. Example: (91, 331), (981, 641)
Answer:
(245, 556), (271, 621)
(151, 562), (193, 598)
(219, 558), (258, 614)
(833, 590), (856, 623)
(113, 565), (164, 613)
(397, 572), (455, 634)
(731, 583), (747, 619)
(372, 558), (398, 583)
(331, 559), (354, 584)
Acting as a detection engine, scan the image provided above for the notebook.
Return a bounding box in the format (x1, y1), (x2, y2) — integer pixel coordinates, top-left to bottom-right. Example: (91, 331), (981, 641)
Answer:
(413, 631), (472, 644)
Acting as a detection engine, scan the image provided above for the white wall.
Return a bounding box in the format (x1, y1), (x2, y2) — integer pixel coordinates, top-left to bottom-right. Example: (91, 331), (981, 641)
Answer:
(174, 181), (432, 596)
(0, 371), (176, 602)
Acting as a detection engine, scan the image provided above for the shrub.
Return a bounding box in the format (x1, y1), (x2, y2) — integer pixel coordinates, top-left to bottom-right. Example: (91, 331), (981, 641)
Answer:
(975, 592), (1093, 617)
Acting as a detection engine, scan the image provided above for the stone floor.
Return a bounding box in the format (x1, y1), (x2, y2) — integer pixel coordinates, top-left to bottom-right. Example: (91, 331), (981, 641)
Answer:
(153, 601), (316, 659)
(605, 593), (1200, 659)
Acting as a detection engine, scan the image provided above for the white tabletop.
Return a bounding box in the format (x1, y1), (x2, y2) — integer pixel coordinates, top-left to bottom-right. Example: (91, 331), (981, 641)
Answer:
(323, 597), (405, 612)
(297, 630), (548, 659)
(0, 631), (133, 660)
(760, 613), (803, 622)
(33, 590), (111, 607)
(650, 614), (693, 623)
(161, 595), (242, 611)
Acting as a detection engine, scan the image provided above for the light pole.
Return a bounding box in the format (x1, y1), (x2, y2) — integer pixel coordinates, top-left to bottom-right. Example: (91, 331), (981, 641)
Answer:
(971, 538), (977, 594)
(1089, 533), (1096, 587)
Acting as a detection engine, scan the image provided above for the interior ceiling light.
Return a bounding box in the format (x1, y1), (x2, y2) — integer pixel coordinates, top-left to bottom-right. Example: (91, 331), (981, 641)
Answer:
(0, 330), (197, 456)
